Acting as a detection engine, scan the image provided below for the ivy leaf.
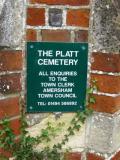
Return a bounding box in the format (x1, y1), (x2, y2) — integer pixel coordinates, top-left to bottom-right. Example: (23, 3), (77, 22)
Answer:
(89, 97), (96, 104)
(87, 88), (94, 94)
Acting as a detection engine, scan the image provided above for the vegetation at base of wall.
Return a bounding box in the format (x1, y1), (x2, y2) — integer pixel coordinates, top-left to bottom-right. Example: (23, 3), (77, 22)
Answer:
(0, 80), (97, 160)
(0, 156), (7, 160)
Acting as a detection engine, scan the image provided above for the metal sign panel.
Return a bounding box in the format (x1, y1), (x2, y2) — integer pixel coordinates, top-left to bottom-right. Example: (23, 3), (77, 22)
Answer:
(27, 42), (88, 112)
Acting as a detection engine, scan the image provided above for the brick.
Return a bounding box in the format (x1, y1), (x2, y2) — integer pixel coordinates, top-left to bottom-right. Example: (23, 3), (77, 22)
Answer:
(0, 97), (20, 119)
(91, 52), (120, 73)
(89, 94), (120, 114)
(9, 119), (21, 135)
(49, 9), (62, 27)
(42, 30), (71, 42)
(111, 151), (120, 160)
(0, 74), (21, 95)
(91, 74), (120, 94)
(65, 152), (81, 160)
(67, 9), (90, 27)
(87, 153), (105, 160)
(0, 149), (12, 158)
(27, 8), (45, 26)
(75, 30), (88, 42)
(26, 29), (37, 41)
(30, 0), (90, 6)
(0, 118), (21, 136)
(0, 51), (23, 72)
(0, 119), (20, 158)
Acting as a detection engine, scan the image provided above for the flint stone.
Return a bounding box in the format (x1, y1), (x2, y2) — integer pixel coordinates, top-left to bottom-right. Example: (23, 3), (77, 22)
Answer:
(26, 113), (49, 126)
(86, 112), (120, 154)
(0, 0), (24, 47)
(0, 0), (5, 14)
(91, 0), (120, 53)
(49, 9), (62, 27)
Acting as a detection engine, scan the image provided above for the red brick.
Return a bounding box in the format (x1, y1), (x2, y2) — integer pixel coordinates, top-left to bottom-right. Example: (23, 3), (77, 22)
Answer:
(0, 51), (23, 72)
(10, 119), (21, 135)
(42, 30), (71, 42)
(26, 29), (37, 41)
(30, 0), (89, 6)
(0, 118), (21, 136)
(0, 119), (20, 158)
(67, 9), (90, 27)
(87, 153), (105, 160)
(89, 94), (120, 114)
(111, 151), (120, 160)
(91, 74), (120, 94)
(65, 152), (81, 160)
(27, 8), (45, 26)
(0, 74), (21, 95)
(0, 97), (20, 119)
(91, 52), (120, 73)
(0, 149), (12, 158)
(75, 30), (88, 42)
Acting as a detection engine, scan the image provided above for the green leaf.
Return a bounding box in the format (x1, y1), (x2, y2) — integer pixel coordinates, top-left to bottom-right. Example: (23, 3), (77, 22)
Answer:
(89, 97), (96, 104)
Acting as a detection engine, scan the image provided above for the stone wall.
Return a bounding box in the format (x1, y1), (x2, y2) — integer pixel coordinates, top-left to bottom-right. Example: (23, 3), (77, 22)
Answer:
(0, 0), (25, 157)
(0, 0), (120, 159)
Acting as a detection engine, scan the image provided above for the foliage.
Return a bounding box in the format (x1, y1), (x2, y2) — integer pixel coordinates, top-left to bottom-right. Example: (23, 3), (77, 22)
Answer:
(0, 80), (97, 160)
(0, 155), (8, 160)
(0, 118), (15, 151)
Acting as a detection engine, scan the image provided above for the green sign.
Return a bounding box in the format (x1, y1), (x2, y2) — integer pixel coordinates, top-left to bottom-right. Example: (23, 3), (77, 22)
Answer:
(27, 42), (88, 112)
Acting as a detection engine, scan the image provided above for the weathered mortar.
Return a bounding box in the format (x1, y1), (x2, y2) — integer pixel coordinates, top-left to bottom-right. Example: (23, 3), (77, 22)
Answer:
(0, 0), (120, 159)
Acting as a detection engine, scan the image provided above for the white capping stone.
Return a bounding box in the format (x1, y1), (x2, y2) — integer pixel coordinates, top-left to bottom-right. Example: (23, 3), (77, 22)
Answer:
(0, 0), (24, 47)
(86, 112), (120, 154)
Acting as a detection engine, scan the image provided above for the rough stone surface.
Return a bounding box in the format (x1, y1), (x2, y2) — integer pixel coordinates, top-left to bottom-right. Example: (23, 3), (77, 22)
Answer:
(0, 0), (5, 14)
(26, 113), (48, 126)
(113, 113), (120, 151)
(87, 112), (114, 153)
(28, 113), (85, 151)
(0, 0), (24, 47)
(90, 0), (120, 53)
(49, 9), (62, 27)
